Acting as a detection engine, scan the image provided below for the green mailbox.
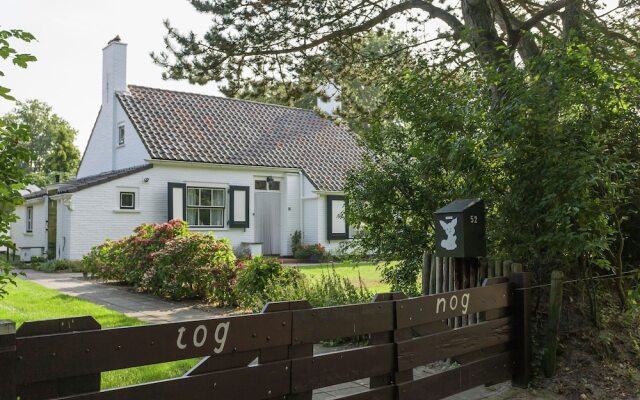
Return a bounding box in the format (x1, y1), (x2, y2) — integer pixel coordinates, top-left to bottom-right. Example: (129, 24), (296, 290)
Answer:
(434, 198), (486, 258)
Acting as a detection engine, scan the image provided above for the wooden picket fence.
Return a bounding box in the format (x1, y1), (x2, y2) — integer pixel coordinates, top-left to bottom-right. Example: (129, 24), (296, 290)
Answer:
(0, 270), (531, 400)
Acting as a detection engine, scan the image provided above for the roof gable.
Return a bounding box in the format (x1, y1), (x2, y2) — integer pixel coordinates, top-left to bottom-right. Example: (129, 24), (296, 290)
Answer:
(117, 85), (362, 192)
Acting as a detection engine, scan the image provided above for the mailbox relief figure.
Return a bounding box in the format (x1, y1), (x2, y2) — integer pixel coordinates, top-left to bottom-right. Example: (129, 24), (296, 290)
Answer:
(439, 217), (458, 250)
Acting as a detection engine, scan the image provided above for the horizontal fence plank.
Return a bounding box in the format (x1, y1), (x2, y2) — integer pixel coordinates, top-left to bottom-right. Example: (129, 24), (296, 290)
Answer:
(332, 385), (395, 400)
(292, 302), (394, 344)
(397, 352), (514, 400)
(17, 312), (291, 384)
(396, 283), (510, 329)
(397, 317), (512, 370)
(291, 344), (395, 393)
(53, 360), (291, 400)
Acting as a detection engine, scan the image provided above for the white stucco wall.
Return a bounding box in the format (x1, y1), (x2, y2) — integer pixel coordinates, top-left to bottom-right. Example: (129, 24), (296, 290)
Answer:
(113, 102), (150, 170)
(10, 198), (48, 260)
(65, 162), (302, 259)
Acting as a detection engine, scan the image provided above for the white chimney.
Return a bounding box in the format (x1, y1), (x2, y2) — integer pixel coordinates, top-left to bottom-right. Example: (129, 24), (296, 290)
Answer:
(102, 35), (127, 105)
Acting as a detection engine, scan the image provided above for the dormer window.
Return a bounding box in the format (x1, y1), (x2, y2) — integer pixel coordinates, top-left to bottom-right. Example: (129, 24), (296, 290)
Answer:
(118, 125), (125, 146)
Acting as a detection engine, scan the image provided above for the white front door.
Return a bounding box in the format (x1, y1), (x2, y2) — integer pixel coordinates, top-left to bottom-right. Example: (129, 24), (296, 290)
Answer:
(255, 191), (281, 255)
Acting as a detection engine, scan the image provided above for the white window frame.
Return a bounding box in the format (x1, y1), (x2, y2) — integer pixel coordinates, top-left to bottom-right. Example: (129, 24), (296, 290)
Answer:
(186, 186), (226, 228)
(119, 192), (136, 210)
(26, 206), (33, 233)
(118, 124), (125, 146)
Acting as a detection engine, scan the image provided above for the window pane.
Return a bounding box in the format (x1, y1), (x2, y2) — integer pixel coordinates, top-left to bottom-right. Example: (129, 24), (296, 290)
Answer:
(268, 181), (280, 191)
(211, 208), (224, 227)
(200, 188), (212, 206)
(187, 208), (198, 226)
(212, 189), (224, 207)
(255, 180), (267, 190)
(199, 208), (211, 226)
(120, 192), (134, 208)
(187, 188), (198, 206)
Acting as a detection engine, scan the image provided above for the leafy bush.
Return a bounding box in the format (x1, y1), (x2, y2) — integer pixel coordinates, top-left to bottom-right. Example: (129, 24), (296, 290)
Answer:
(235, 257), (302, 307)
(291, 230), (302, 255)
(33, 259), (83, 273)
(244, 267), (372, 312)
(82, 220), (238, 304)
(294, 243), (326, 262)
(150, 235), (237, 304)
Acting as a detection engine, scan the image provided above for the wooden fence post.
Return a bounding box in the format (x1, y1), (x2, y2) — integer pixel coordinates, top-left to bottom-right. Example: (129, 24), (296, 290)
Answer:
(422, 253), (431, 295)
(0, 320), (17, 400)
(260, 300), (312, 400)
(510, 271), (532, 387)
(543, 270), (564, 377)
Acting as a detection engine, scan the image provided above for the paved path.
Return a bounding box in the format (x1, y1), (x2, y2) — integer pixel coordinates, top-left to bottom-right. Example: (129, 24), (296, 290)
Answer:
(22, 270), (558, 400)
(22, 270), (218, 323)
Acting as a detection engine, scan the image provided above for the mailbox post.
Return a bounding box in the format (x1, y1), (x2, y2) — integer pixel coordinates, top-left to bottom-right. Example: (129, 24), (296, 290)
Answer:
(434, 198), (486, 258)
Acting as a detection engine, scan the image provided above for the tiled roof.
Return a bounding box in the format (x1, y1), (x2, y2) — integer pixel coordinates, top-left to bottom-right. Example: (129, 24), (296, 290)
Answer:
(117, 85), (362, 192)
(56, 164), (153, 195)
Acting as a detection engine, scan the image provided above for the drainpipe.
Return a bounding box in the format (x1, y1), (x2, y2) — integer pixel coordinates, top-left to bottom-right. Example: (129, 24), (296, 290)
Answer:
(299, 171), (304, 243)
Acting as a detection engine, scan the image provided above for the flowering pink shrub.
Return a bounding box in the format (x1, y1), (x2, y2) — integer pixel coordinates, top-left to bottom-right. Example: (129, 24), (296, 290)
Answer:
(293, 243), (326, 262)
(82, 220), (238, 304)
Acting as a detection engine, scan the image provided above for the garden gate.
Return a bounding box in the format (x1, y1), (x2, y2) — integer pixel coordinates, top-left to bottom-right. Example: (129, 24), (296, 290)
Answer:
(0, 271), (531, 400)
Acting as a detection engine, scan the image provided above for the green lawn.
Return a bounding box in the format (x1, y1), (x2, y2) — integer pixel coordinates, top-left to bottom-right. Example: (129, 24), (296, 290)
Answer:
(296, 261), (391, 293)
(0, 278), (196, 389)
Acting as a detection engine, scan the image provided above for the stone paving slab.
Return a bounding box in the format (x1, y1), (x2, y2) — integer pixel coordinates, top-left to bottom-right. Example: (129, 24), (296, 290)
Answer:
(20, 270), (561, 400)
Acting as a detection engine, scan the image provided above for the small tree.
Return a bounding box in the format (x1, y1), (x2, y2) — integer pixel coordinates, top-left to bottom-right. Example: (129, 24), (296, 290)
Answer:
(0, 28), (36, 297)
(5, 99), (81, 186)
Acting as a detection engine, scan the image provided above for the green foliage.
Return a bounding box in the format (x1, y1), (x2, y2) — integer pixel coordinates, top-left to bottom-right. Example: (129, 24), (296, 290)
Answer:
(0, 260), (19, 298)
(346, 26), (640, 291)
(5, 99), (81, 186)
(31, 259), (83, 273)
(0, 28), (36, 299)
(82, 220), (238, 305)
(235, 257), (302, 308)
(0, 29), (37, 101)
(291, 230), (302, 255)
(245, 267), (373, 312)
(293, 243), (326, 262)
(150, 234), (237, 304)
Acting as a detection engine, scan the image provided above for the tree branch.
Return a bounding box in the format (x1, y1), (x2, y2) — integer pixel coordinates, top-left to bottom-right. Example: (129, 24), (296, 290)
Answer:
(241, 0), (463, 57)
(520, 0), (576, 32)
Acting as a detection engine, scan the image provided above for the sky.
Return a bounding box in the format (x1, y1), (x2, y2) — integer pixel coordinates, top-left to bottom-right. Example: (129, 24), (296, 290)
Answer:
(2, 0), (222, 151)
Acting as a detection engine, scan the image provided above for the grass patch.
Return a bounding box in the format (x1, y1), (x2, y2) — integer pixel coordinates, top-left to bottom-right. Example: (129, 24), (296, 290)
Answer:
(0, 278), (197, 389)
(296, 261), (390, 293)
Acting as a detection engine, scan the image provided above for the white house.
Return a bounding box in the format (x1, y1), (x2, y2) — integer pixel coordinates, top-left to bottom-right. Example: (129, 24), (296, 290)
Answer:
(9, 37), (361, 261)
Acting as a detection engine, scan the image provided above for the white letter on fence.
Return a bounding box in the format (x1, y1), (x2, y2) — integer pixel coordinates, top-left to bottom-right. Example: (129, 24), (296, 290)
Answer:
(449, 295), (458, 311)
(436, 297), (446, 314)
(193, 325), (207, 348)
(213, 322), (230, 354)
(461, 294), (470, 314)
(177, 327), (187, 350)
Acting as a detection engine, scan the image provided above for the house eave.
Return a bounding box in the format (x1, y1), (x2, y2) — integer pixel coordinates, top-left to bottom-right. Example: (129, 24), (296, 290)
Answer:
(148, 159), (302, 174)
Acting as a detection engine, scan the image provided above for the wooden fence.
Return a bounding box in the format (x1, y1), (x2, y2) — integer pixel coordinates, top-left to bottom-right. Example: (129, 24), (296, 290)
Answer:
(0, 271), (531, 400)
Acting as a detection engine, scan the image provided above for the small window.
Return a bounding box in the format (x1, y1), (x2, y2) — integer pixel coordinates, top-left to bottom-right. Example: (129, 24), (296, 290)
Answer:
(118, 125), (125, 146)
(268, 180), (280, 191)
(26, 206), (33, 233)
(255, 179), (280, 191)
(120, 192), (135, 209)
(186, 187), (225, 228)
